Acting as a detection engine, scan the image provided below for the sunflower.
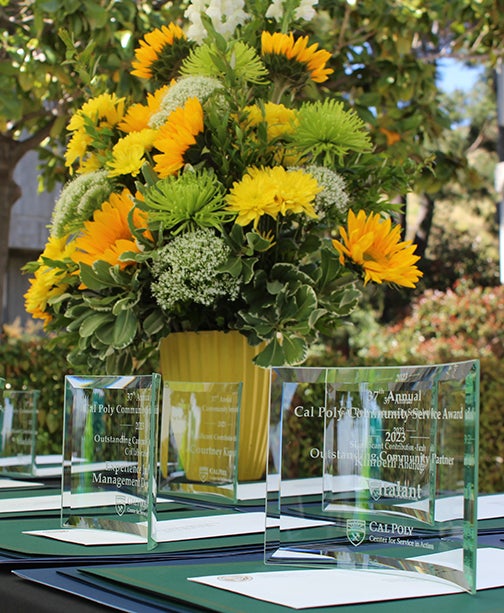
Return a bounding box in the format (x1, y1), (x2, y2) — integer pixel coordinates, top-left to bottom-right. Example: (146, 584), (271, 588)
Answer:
(71, 189), (150, 273)
(118, 85), (170, 133)
(332, 209), (423, 287)
(226, 166), (320, 228)
(152, 97), (204, 178)
(131, 23), (193, 82)
(24, 236), (77, 325)
(261, 31), (333, 86)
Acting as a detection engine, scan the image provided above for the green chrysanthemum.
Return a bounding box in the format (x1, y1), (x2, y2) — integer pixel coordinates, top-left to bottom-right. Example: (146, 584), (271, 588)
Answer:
(50, 170), (115, 238)
(292, 99), (372, 165)
(181, 40), (268, 85)
(142, 169), (232, 234)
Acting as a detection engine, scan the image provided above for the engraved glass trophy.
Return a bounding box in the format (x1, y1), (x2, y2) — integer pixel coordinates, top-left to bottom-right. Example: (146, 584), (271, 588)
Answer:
(62, 374), (161, 549)
(158, 381), (242, 501)
(265, 361), (479, 593)
(0, 389), (39, 476)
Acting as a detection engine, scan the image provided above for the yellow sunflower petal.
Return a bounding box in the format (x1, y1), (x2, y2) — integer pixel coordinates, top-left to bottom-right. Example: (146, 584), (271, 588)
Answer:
(332, 210), (423, 287)
(71, 189), (149, 273)
(152, 98), (204, 178)
(261, 31), (333, 84)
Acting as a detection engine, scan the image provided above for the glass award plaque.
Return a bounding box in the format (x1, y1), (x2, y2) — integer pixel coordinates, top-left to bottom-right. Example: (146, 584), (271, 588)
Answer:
(158, 381), (242, 502)
(62, 374), (161, 549)
(265, 361), (479, 594)
(0, 389), (39, 476)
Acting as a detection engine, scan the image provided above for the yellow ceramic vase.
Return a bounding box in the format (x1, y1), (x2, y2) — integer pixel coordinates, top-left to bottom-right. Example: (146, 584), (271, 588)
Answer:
(159, 330), (270, 482)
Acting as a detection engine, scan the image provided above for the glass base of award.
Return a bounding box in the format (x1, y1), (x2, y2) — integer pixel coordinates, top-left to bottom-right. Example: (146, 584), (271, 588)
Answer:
(158, 381), (242, 504)
(265, 361), (479, 594)
(0, 389), (39, 477)
(62, 374), (161, 550)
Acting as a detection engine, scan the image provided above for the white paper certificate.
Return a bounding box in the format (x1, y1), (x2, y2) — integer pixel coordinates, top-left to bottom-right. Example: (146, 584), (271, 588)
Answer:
(188, 548), (504, 609)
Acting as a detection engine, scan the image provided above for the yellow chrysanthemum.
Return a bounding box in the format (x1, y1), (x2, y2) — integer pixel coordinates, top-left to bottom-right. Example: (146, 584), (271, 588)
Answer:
(65, 131), (92, 168)
(244, 102), (298, 140)
(152, 97), (204, 178)
(132, 23), (188, 80)
(107, 129), (157, 178)
(67, 93), (126, 132)
(24, 235), (77, 325)
(261, 31), (333, 84)
(226, 166), (320, 228)
(118, 85), (170, 133)
(332, 209), (423, 288)
(65, 93), (126, 172)
(78, 155), (102, 175)
(71, 189), (151, 273)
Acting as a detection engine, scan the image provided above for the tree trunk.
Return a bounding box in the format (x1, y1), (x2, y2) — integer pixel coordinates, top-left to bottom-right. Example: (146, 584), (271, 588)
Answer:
(380, 193), (434, 324)
(0, 138), (22, 326)
(412, 192), (435, 261)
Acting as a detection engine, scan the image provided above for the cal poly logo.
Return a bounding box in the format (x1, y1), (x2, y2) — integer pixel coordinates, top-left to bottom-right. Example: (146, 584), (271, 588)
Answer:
(346, 519), (366, 547)
(369, 480), (382, 501)
(115, 495), (127, 517)
(199, 465), (209, 482)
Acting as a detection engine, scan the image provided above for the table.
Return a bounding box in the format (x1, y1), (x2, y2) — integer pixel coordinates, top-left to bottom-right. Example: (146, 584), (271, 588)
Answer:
(0, 480), (502, 612)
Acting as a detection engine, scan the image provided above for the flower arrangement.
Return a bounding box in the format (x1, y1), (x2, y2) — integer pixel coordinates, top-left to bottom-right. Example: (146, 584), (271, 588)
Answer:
(24, 0), (422, 372)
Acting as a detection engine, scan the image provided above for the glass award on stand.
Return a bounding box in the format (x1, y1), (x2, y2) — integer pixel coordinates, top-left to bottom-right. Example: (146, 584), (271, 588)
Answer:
(158, 381), (242, 502)
(265, 361), (479, 594)
(62, 374), (161, 549)
(0, 389), (39, 476)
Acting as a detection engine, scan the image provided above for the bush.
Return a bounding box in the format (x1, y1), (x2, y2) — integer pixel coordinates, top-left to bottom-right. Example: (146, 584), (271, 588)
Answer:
(0, 320), (77, 456)
(354, 279), (504, 363)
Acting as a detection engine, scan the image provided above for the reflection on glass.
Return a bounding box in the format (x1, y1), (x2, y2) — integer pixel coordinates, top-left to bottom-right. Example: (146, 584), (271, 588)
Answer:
(62, 374), (160, 550)
(159, 381), (241, 502)
(0, 389), (39, 476)
(266, 361), (479, 594)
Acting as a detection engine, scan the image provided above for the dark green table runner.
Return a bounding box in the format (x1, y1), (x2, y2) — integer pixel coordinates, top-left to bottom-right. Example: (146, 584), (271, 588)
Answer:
(75, 556), (504, 613)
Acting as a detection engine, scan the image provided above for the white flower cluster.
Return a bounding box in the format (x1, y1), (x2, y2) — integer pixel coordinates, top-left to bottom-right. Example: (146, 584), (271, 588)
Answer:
(266, 0), (318, 22)
(304, 165), (349, 219)
(50, 170), (113, 238)
(185, 0), (250, 43)
(151, 228), (241, 312)
(149, 76), (224, 128)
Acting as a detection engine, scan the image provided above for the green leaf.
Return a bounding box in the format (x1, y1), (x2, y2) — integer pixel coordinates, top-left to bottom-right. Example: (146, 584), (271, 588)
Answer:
(112, 294), (141, 315)
(253, 334), (307, 367)
(266, 279), (284, 295)
(253, 337), (286, 367)
(79, 262), (117, 290)
(79, 312), (113, 338)
(218, 256), (243, 277)
(83, 293), (118, 311)
(112, 309), (138, 349)
(281, 335), (308, 365)
(95, 321), (115, 346)
(143, 310), (166, 336)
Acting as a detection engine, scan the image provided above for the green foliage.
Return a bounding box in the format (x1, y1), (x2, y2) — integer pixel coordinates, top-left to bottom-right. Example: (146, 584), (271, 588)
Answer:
(422, 213), (500, 290)
(0, 1), (176, 187)
(479, 358), (504, 493)
(0, 323), (75, 456)
(354, 281), (504, 364)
